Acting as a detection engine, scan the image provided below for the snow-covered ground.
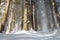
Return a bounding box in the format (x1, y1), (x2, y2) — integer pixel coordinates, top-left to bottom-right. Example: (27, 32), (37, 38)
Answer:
(5, 28), (57, 37)
(0, 32), (60, 40)
(1, 27), (60, 40)
(0, 29), (60, 40)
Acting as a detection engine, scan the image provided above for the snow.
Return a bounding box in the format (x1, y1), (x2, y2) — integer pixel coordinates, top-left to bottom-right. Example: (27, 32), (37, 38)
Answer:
(12, 30), (31, 34)
(10, 28), (37, 34)
(5, 29), (58, 37)
(0, 30), (60, 40)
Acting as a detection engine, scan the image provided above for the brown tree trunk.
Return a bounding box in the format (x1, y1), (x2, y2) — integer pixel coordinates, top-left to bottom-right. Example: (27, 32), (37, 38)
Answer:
(6, 0), (16, 33)
(0, 0), (10, 32)
(23, 0), (28, 31)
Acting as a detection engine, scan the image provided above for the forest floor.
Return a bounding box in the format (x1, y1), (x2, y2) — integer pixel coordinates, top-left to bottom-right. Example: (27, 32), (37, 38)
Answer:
(0, 30), (60, 40)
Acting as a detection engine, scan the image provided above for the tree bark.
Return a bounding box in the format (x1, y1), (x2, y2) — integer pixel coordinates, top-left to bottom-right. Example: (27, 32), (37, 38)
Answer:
(6, 0), (16, 33)
(23, 0), (28, 31)
(0, 0), (10, 32)
(52, 0), (59, 28)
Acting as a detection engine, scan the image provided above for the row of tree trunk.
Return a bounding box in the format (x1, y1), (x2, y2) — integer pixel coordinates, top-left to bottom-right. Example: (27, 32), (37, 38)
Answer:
(0, 0), (34, 33)
(0, 0), (59, 33)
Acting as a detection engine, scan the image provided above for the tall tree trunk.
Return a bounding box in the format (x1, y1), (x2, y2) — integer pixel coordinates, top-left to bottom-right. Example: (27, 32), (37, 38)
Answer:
(27, 0), (33, 30)
(6, 0), (16, 33)
(0, 0), (10, 32)
(23, 0), (28, 31)
(52, 0), (59, 29)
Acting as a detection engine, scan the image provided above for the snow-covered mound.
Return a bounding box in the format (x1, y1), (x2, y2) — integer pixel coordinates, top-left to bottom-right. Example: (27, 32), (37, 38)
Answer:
(11, 29), (37, 34)
(12, 30), (32, 34)
(5, 29), (58, 37)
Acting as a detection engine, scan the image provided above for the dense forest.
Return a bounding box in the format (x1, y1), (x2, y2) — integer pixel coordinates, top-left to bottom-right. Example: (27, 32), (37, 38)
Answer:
(0, 0), (60, 34)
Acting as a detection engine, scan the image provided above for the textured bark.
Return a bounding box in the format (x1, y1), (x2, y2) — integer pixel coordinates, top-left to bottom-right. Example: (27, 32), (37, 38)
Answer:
(6, 0), (16, 33)
(52, 0), (59, 28)
(23, 0), (28, 30)
(23, 0), (33, 31)
(0, 0), (10, 32)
